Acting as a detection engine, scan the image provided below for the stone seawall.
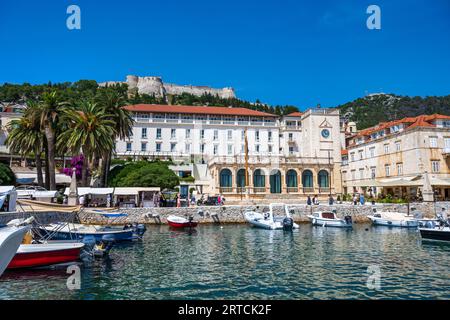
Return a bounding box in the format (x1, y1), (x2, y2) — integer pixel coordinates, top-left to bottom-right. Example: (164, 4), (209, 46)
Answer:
(1, 202), (447, 226)
(0, 211), (76, 225)
(78, 202), (447, 225)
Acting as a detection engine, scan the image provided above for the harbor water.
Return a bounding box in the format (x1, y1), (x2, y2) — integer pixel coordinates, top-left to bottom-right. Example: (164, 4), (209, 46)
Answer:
(0, 224), (449, 300)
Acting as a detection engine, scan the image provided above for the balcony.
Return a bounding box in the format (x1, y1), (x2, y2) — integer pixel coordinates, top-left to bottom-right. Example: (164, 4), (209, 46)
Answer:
(443, 147), (450, 157)
(286, 187), (298, 193)
(253, 187), (266, 193)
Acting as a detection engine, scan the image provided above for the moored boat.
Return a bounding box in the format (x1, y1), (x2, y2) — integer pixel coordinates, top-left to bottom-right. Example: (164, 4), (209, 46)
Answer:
(7, 242), (85, 269)
(0, 220), (32, 277)
(167, 215), (198, 229)
(419, 212), (450, 243)
(35, 222), (137, 242)
(367, 210), (419, 228)
(307, 211), (353, 228)
(244, 203), (299, 230)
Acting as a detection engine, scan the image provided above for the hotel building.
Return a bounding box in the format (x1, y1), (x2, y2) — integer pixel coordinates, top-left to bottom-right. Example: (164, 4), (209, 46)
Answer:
(116, 104), (344, 201)
(341, 114), (450, 201)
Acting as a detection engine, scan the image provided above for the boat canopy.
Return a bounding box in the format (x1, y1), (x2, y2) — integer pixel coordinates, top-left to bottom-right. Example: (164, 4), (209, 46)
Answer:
(63, 187), (114, 196)
(113, 187), (160, 195)
(0, 186), (17, 212)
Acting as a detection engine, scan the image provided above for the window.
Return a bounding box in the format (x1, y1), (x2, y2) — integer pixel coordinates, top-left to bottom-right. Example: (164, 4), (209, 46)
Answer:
(155, 143), (161, 153)
(288, 133), (293, 141)
(156, 128), (161, 139)
(227, 130), (233, 141)
(241, 144), (245, 154)
(170, 143), (176, 152)
(385, 165), (391, 177)
(241, 130), (245, 140)
(358, 150), (364, 160)
(268, 131), (273, 142)
(141, 142), (147, 152)
(351, 170), (356, 180)
(142, 128), (147, 139)
(430, 137), (438, 148)
(445, 137), (450, 150)
(200, 144), (205, 153)
(200, 129), (205, 139)
(431, 160), (440, 173)
(358, 169), (364, 179)
(213, 130), (218, 141)
(371, 167), (376, 179)
(227, 144), (233, 155)
(384, 144), (390, 154)
(171, 129), (176, 139)
(255, 130), (260, 142)
(395, 141), (401, 152)
(268, 145), (273, 153)
(289, 146), (294, 155)
(256, 144), (260, 153)
(186, 129), (191, 139)
(350, 152), (355, 162)
(213, 145), (218, 155)
(126, 142), (132, 152)
(369, 147), (375, 158)
(397, 163), (403, 175)
(185, 143), (191, 153)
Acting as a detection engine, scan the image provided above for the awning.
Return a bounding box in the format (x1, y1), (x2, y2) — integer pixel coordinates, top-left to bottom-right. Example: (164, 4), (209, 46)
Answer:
(64, 187), (114, 196)
(113, 187), (160, 196)
(430, 177), (450, 186)
(15, 173), (71, 184)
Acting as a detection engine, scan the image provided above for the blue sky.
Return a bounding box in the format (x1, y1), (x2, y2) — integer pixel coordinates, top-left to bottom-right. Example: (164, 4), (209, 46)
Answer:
(0, 0), (449, 109)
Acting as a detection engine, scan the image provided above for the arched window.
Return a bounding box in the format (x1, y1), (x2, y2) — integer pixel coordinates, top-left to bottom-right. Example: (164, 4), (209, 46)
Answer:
(286, 170), (298, 187)
(253, 169), (265, 188)
(270, 170), (281, 194)
(220, 169), (232, 188)
(302, 170), (313, 188)
(318, 170), (329, 188)
(237, 169), (246, 188)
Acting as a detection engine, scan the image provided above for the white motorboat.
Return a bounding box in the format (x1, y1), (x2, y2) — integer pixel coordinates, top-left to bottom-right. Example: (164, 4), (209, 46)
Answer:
(0, 218), (33, 277)
(367, 209), (419, 228)
(419, 212), (450, 243)
(244, 203), (299, 230)
(307, 211), (353, 228)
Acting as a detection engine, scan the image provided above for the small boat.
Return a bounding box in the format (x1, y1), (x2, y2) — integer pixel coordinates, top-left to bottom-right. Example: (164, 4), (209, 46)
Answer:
(7, 242), (85, 269)
(419, 212), (450, 243)
(307, 211), (353, 228)
(244, 203), (299, 230)
(167, 215), (198, 229)
(35, 222), (138, 242)
(0, 219), (32, 277)
(367, 210), (419, 228)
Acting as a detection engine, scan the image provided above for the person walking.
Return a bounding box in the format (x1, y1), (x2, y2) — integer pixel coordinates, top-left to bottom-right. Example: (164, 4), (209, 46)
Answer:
(353, 194), (358, 205)
(328, 195), (334, 205)
(359, 194), (365, 205)
(307, 196), (312, 206)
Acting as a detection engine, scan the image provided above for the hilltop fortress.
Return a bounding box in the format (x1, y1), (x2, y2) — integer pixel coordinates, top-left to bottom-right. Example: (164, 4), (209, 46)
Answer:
(99, 75), (236, 99)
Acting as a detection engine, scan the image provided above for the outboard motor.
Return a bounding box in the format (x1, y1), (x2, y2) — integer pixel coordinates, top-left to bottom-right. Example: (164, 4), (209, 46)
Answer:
(344, 215), (353, 225)
(133, 223), (147, 238)
(94, 234), (115, 257)
(283, 217), (294, 231)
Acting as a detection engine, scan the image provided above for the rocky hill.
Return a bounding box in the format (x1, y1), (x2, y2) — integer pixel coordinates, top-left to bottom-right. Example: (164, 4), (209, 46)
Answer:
(337, 93), (450, 129)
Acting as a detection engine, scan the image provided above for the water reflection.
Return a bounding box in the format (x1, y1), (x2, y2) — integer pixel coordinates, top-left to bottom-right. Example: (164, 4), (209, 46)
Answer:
(0, 224), (449, 300)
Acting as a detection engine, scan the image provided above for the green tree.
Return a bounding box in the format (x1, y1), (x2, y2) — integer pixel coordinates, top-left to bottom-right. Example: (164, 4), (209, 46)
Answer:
(0, 163), (16, 185)
(58, 100), (116, 186)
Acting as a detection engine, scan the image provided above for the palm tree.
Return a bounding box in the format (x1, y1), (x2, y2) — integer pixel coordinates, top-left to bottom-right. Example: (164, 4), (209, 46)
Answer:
(58, 100), (116, 187)
(6, 102), (45, 186)
(95, 89), (134, 186)
(37, 91), (67, 190)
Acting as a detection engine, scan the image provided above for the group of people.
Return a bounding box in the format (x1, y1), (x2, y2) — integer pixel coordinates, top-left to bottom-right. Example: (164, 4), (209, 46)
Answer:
(306, 194), (369, 206)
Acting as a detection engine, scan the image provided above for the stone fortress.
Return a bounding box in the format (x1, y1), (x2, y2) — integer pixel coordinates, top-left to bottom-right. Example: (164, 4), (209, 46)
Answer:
(99, 75), (236, 100)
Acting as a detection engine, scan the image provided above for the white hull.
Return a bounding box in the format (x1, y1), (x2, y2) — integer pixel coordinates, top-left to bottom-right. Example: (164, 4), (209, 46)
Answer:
(368, 215), (419, 228)
(0, 224), (31, 277)
(307, 216), (352, 228)
(244, 211), (299, 230)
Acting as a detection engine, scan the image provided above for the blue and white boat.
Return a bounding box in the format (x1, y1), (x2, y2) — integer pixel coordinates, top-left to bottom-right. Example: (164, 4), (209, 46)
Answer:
(244, 203), (299, 230)
(35, 222), (139, 242)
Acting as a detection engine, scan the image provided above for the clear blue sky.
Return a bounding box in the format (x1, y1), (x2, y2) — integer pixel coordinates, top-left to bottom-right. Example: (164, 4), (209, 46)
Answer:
(0, 0), (449, 109)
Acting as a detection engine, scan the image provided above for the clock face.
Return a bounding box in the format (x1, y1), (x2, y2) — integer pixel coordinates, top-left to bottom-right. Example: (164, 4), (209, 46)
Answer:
(321, 129), (330, 138)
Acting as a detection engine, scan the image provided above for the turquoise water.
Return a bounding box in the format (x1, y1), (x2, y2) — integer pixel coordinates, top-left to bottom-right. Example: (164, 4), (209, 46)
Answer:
(0, 224), (449, 300)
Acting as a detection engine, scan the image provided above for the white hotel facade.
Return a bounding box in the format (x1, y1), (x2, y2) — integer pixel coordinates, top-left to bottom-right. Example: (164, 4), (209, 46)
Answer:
(116, 104), (344, 201)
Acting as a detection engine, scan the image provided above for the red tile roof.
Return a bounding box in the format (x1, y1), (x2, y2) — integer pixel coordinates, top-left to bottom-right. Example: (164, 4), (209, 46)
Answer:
(285, 112), (303, 117)
(341, 149), (349, 156)
(124, 104), (277, 117)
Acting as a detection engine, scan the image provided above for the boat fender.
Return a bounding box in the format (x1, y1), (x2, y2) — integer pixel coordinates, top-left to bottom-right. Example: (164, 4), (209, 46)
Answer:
(344, 215), (353, 225)
(282, 217), (294, 231)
